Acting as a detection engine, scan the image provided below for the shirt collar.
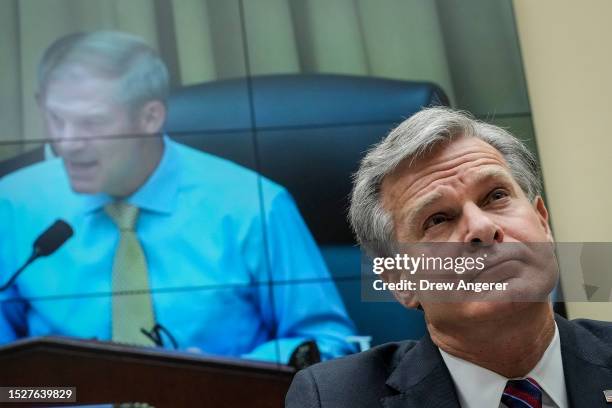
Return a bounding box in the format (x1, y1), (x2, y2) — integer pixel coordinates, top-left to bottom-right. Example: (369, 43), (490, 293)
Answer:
(528, 323), (568, 408)
(439, 323), (567, 408)
(440, 346), (507, 408)
(77, 135), (179, 215)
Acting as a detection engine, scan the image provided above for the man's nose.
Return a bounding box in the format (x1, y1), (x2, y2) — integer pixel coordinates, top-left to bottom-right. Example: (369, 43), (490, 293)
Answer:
(461, 202), (504, 244)
(56, 123), (86, 152)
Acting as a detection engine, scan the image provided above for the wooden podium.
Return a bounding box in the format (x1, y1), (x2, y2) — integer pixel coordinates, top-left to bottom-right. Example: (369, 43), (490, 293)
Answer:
(0, 337), (295, 407)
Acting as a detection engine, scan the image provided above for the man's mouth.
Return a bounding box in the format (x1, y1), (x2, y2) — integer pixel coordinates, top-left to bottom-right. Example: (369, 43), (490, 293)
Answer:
(468, 258), (518, 283)
(65, 160), (98, 178)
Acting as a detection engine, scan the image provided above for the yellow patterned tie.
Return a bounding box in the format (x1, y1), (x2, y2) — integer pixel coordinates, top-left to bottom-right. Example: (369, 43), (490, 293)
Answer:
(105, 202), (155, 346)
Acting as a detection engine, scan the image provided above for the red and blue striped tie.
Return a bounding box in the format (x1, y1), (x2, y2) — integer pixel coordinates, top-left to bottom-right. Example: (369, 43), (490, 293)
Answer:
(501, 378), (543, 408)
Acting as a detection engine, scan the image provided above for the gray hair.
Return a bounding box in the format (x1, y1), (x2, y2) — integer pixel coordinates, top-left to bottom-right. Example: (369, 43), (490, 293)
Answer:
(349, 107), (542, 256)
(37, 31), (169, 112)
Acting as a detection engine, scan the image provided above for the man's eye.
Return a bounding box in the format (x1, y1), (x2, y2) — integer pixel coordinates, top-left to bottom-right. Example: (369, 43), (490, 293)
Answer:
(424, 213), (449, 230)
(487, 188), (509, 203)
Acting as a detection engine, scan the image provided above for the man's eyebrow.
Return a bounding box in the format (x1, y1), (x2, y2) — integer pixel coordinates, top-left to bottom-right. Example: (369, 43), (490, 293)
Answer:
(469, 167), (516, 186)
(399, 191), (443, 228)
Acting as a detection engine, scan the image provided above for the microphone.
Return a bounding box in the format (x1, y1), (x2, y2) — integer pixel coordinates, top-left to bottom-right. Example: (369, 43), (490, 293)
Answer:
(0, 219), (73, 292)
(32, 220), (73, 257)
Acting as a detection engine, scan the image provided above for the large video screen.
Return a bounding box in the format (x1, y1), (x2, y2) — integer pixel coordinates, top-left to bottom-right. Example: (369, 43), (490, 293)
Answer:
(0, 0), (540, 370)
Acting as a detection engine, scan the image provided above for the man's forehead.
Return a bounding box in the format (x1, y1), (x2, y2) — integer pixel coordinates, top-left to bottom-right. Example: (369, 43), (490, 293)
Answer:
(380, 137), (516, 214)
(407, 167), (516, 214)
(383, 136), (506, 186)
(44, 72), (122, 113)
(47, 58), (111, 81)
(44, 90), (118, 117)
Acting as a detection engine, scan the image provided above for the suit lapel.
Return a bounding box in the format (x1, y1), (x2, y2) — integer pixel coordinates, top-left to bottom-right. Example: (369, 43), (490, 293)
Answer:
(380, 316), (612, 408)
(557, 316), (612, 407)
(381, 333), (460, 408)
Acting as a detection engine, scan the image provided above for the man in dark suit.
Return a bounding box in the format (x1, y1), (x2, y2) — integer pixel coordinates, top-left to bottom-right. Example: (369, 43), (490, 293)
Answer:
(286, 107), (612, 407)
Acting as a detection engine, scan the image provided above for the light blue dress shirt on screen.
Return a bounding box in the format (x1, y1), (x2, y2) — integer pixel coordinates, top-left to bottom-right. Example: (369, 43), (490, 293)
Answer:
(0, 136), (356, 363)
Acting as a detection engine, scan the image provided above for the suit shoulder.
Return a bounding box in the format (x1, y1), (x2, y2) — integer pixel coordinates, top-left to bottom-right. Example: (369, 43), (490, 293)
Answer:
(570, 318), (612, 344)
(560, 316), (612, 368)
(292, 341), (417, 405)
(308, 340), (416, 375)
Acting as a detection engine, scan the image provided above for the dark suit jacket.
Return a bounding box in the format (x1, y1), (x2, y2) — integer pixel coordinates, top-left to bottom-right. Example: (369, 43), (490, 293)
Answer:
(286, 315), (612, 407)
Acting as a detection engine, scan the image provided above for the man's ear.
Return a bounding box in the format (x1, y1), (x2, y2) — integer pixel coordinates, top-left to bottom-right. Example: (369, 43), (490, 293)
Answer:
(383, 269), (420, 309)
(138, 100), (166, 134)
(533, 196), (553, 242)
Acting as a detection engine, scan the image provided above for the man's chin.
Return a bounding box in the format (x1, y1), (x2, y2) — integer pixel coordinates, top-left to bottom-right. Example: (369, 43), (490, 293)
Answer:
(459, 300), (548, 321)
(69, 180), (102, 195)
(425, 300), (544, 324)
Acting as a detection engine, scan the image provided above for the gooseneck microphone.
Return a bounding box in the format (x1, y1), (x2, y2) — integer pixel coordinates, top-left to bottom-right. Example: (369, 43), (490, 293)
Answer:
(0, 219), (73, 292)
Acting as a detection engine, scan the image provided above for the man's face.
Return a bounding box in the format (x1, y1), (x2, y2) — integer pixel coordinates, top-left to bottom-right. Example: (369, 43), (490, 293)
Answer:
(41, 68), (150, 196)
(380, 136), (556, 323)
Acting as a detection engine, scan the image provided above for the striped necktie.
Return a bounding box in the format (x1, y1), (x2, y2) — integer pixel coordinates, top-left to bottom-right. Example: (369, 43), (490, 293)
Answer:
(105, 202), (155, 346)
(501, 378), (543, 408)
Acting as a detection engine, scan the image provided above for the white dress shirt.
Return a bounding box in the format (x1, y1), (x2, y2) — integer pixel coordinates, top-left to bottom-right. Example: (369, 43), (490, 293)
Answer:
(440, 323), (568, 408)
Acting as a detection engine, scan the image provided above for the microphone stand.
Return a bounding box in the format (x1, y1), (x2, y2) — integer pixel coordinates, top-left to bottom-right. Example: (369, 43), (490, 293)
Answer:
(0, 252), (38, 292)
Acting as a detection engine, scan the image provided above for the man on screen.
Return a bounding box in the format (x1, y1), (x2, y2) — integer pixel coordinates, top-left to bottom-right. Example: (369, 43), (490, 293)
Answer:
(0, 30), (355, 363)
(286, 107), (612, 407)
